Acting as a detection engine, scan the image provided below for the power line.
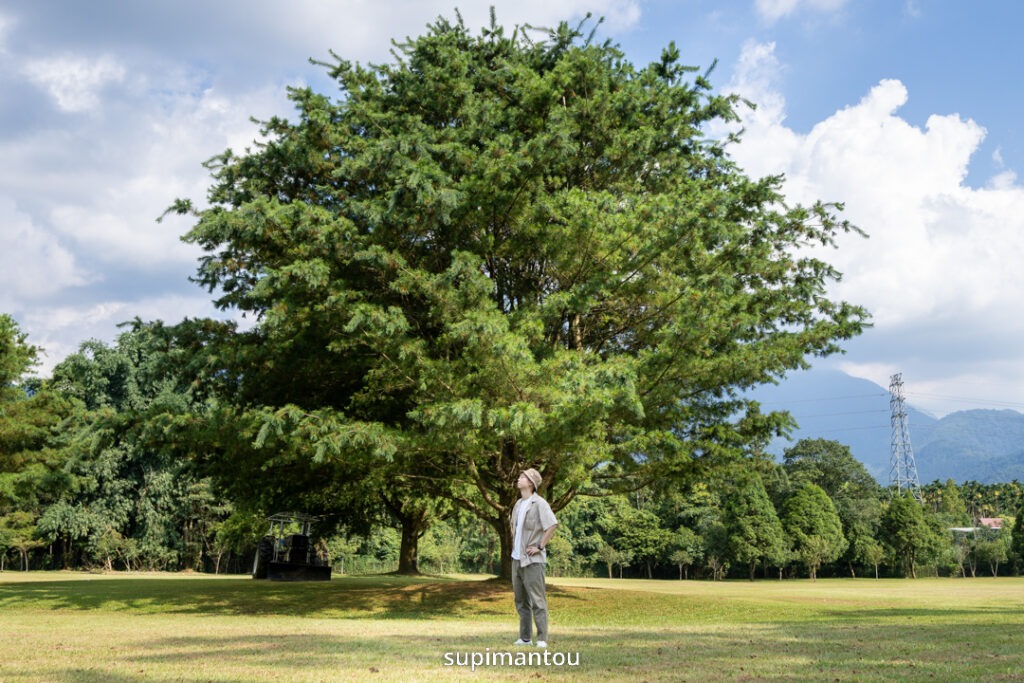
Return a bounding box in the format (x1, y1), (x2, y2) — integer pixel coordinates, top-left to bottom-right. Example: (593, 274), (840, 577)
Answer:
(794, 425), (891, 434)
(905, 392), (1024, 410)
(757, 392), (888, 406)
(791, 409), (890, 419)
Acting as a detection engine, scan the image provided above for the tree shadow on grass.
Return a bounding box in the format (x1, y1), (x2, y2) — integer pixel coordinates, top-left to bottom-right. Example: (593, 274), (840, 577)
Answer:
(0, 575), (587, 620)
(822, 605), (1024, 621)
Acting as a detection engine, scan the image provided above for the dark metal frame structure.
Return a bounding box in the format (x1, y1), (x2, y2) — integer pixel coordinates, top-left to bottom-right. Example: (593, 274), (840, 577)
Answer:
(252, 512), (332, 581)
(889, 373), (922, 502)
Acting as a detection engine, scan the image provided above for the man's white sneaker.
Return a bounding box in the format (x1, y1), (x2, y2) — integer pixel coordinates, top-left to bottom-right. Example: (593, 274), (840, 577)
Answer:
(513, 639), (531, 646)
(536, 641), (547, 649)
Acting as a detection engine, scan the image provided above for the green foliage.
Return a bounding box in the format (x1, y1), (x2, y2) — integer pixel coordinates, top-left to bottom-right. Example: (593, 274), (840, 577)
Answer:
(879, 492), (944, 578)
(781, 482), (846, 579)
(326, 533), (362, 575)
(599, 506), (673, 579)
(721, 472), (788, 579)
(783, 439), (881, 575)
(953, 480), (1024, 520)
(1011, 506), (1024, 575)
(970, 527), (1011, 577)
(669, 526), (703, 579)
(783, 439), (878, 499)
(595, 539), (633, 579)
(861, 538), (885, 578)
(417, 523), (464, 574)
(0, 315), (83, 571)
(0, 314), (38, 396)
(31, 324), (235, 571)
(543, 532), (576, 577)
(939, 478), (970, 524)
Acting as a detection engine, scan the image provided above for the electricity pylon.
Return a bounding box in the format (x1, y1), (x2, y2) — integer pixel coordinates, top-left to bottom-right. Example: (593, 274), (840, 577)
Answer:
(889, 373), (922, 502)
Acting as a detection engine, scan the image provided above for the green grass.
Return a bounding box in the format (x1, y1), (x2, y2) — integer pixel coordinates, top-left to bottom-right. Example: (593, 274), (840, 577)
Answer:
(2, 572), (1024, 681)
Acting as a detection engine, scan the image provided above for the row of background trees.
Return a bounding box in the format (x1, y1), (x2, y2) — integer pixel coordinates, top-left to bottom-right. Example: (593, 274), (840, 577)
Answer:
(2, 314), (1022, 579)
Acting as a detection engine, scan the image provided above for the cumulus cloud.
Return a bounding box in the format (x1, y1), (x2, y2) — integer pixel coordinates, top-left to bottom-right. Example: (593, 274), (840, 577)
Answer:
(21, 294), (235, 376)
(1, 1), (642, 376)
(0, 196), (90, 305)
(0, 33), (289, 372)
(722, 41), (1024, 414)
(23, 55), (126, 112)
(35, 81), (283, 267)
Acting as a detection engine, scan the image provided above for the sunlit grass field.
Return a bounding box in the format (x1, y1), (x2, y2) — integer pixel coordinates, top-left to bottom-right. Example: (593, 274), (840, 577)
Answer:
(2, 571), (1024, 681)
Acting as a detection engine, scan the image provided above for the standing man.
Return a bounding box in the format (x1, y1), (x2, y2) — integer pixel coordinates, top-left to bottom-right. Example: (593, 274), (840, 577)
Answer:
(510, 468), (558, 649)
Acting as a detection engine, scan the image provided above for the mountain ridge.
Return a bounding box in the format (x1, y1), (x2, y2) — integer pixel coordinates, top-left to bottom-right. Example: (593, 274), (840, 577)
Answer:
(751, 369), (1024, 484)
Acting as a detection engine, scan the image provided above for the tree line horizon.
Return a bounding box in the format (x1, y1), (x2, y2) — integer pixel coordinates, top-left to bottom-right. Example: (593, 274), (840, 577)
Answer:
(7, 14), (1019, 582)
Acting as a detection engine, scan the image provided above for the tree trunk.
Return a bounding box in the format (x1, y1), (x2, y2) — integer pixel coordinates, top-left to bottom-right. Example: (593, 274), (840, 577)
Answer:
(397, 518), (424, 575)
(492, 517), (513, 581)
(848, 561), (856, 578)
(748, 561), (756, 581)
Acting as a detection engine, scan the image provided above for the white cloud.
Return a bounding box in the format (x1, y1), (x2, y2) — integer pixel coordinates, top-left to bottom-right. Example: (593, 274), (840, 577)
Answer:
(1, 69), (284, 270)
(2, 48), (286, 374)
(722, 41), (1024, 414)
(21, 294), (238, 376)
(23, 55), (126, 112)
(838, 361), (899, 392)
(43, 84), (280, 266)
(0, 196), (91, 305)
(755, 0), (848, 22)
(721, 42), (1024, 325)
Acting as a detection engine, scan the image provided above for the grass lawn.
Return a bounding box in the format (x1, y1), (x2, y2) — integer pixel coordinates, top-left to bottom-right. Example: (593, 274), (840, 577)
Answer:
(2, 571), (1024, 681)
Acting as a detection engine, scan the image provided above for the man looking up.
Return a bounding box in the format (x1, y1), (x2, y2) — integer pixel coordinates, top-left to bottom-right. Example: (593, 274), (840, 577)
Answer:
(510, 468), (558, 649)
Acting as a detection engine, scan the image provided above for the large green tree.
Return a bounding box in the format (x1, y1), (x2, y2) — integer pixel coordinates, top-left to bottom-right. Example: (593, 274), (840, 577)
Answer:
(172, 15), (867, 579)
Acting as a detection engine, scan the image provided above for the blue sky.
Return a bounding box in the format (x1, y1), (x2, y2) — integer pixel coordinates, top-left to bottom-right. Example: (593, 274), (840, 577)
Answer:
(2, 0), (1023, 417)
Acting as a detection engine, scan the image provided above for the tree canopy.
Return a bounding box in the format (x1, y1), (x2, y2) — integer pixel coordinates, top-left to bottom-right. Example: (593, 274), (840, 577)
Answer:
(781, 482), (846, 579)
(171, 14), (868, 578)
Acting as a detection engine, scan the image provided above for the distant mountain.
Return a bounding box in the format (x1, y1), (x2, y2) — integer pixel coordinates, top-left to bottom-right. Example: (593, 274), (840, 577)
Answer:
(914, 410), (1024, 483)
(749, 369), (1024, 484)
